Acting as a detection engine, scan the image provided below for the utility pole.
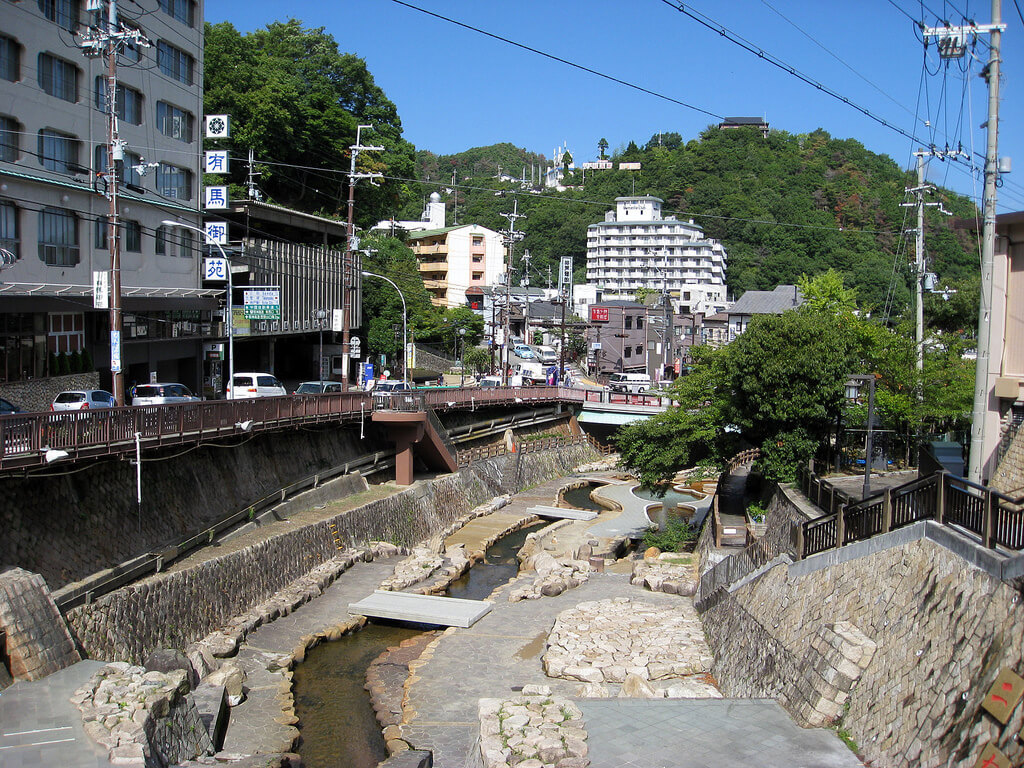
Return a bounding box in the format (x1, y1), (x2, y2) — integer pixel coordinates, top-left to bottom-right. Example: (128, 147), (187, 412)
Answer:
(499, 200), (525, 384)
(663, 249), (673, 380)
(521, 249), (531, 344)
(343, 125), (383, 389)
(79, 0), (150, 406)
(901, 150), (954, 379)
(922, 8), (1005, 483)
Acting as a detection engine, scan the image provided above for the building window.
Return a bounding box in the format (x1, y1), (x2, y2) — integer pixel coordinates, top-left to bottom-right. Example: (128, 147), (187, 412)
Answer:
(624, 347), (632, 359)
(38, 207), (79, 266)
(38, 128), (79, 174)
(48, 312), (84, 355)
(120, 25), (142, 63)
(38, 0), (79, 32)
(156, 41), (193, 85)
(158, 0), (194, 26)
(155, 224), (192, 257)
(95, 145), (143, 187)
(94, 215), (108, 249)
(156, 101), (193, 142)
(156, 163), (192, 199)
(0, 200), (18, 259)
(95, 77), (143, 124)
(38, 53), (78, 102)
(636, 345), (643, 355)
(0, 35), (20, 82)
(0, 115), (18, 162)
(124, 219), (141, 252)
(625, 316), (632, 330)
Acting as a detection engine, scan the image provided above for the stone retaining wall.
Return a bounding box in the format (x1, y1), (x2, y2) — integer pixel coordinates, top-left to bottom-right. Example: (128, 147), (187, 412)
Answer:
(701, 527), (1024, 767)
(0, 372), (100, 413)
(65, 443), (598, 665)
(1, 425), (368, 589)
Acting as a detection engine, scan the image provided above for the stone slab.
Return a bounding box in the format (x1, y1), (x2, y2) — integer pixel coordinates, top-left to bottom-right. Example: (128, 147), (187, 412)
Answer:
(527, 505), (598, 521)
(348, 590), (492, 628)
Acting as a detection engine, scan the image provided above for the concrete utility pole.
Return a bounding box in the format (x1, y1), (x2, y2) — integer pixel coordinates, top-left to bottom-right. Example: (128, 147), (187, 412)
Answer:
(522, 250), (531, 343)
(79, 0), (150, 405)
(922, 5), (1006, 483)
(499, 200), (525, 384)
(663, 250), (673, 380)
(343, 125), (383, 389)
(901, 150), (954, 380)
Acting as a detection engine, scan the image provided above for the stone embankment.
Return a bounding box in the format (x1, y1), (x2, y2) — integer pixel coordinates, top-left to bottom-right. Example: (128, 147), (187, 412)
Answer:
(630, 550), (698, 596)
(508, 551), (592, 602)
(479, 690), (589, 768)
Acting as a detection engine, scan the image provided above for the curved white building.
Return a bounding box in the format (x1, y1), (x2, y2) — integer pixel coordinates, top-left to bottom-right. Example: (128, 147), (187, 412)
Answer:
(586, 196), (728, 315)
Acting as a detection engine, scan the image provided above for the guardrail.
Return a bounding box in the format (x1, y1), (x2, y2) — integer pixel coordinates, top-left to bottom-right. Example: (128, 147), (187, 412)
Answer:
(0, 386), (588, 472)
(581, 389), (677, 407)
(800, 470), (1024, 558)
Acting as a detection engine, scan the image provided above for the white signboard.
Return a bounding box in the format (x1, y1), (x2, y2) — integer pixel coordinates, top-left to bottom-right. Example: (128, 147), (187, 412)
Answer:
(93, 270), (109, 309)
(204, 222), (228, 245)
(559, 256), (573, 301)
(332, 309), (343, 332)
(204, 115), (230, 139)
(204, 186), (228, 209)
(110, 330), (122, 373)
(349, 336), (361, 359)
(204, 150), (228, 174)
(204, 257), (228, 282)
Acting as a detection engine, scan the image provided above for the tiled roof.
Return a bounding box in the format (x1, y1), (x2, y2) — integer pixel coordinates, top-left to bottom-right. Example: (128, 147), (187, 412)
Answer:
(727, 285), (802, 315)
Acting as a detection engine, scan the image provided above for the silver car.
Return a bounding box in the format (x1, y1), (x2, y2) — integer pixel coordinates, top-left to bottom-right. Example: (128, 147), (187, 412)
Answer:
(131, 383), (200, 406)
(51, 389), (115, 411)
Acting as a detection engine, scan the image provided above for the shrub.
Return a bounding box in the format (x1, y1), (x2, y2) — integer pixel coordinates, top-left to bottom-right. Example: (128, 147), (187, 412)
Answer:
(81, 348), (94, 372)
(642, 518), (696, 552)
(68, 350), (82, 374)
(57, 353), (70, 376)
(747, 503), (767, 523)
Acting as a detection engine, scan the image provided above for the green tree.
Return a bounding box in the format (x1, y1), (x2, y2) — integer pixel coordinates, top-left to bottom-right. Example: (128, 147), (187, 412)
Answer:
(598, 138), (608, 160)
(203, 20), (414, 222)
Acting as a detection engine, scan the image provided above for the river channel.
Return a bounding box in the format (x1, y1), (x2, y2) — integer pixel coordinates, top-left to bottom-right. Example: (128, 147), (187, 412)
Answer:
(292, 521), (546, 768)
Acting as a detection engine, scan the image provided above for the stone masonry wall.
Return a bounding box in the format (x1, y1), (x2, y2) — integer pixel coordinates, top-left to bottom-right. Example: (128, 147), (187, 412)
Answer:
(65, 443), (598, 664)
(990, 417), (1024, 496)
(0, 372), (100, 413)
(1, 425), (370, 589)
(0, 567), (81, 681)
(702, 532), (1024, 767)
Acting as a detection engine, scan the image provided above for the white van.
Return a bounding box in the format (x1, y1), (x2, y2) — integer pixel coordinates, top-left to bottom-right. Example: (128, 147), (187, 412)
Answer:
(607, 372), (652, 394)
(536, 345), (558, 365)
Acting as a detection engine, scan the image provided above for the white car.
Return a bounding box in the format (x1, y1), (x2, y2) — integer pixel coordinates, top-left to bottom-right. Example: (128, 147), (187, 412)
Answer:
(227, 373), (287, 399)
(131, 383), (200, 406)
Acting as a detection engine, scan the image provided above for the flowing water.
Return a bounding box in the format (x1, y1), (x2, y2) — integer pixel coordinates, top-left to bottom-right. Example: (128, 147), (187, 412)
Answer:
(560, 482), (607, 512)
(633, 485), (707, 529)
(293, 520), (545, 767)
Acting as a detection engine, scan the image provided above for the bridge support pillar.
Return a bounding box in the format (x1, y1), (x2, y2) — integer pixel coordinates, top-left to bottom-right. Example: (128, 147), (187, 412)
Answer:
(371, 411), (426, 486)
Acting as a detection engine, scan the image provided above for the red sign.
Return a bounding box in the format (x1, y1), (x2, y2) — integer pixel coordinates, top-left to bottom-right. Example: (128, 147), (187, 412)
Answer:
(470, 302), (479, 309)
(591, 307), (609, 322)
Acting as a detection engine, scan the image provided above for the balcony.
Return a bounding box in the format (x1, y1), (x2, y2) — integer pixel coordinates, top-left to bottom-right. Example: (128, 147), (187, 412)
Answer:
(415, 243), (449, 255)
(418, 260), (448, 273)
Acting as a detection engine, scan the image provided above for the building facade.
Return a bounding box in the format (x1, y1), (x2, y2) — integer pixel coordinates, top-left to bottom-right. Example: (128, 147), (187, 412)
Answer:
(408, 223), (505, 308)
(585, 196), (728, 315)
(585, 300), (648, 378)
(0, 0), (209, 392)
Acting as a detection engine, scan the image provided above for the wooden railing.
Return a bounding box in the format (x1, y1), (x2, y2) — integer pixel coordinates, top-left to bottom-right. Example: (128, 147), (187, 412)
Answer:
(800, 471), (1024, 558)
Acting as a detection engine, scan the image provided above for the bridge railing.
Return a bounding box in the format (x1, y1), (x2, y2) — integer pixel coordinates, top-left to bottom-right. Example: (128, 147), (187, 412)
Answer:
(800, 470), (1024, 558)
(580, 389), (676, 407)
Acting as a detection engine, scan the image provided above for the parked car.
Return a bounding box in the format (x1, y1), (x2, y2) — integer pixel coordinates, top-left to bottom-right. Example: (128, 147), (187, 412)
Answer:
(131, 383), (200, 406)
(51, 389), (116, 411)
(294, 380), (343, 394)
(607, 372), (652, 394)
(479, 376), (503, 388)
(374, 379), (412, 394)
(226, 373), (287, 399)
(0, 397), (23, 415)
(535, 345), (558, 365)
(513, 343), (534, 359)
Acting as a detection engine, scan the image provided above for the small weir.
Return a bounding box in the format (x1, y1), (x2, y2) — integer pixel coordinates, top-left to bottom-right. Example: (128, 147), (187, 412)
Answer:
(293, 520), (546, 767)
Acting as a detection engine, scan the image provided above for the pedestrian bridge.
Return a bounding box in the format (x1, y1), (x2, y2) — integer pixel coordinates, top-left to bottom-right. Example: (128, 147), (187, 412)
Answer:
(0, 386), (672, 476)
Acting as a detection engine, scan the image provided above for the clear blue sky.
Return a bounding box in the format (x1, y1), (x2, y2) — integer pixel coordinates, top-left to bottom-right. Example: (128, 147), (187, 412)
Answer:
(206, 0), (1024, 212)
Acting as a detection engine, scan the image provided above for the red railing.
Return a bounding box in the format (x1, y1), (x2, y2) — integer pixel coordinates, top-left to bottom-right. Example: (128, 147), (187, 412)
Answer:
(0, 387), (590, 471)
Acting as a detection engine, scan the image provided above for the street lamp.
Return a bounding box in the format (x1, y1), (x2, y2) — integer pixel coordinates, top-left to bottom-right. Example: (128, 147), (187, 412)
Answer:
(459, 327), (466, 387)
(163, 220), (233, 398)
(361, 271), (407, 385)
(845, 374), (877, 499)
(313, 308), (328, 380)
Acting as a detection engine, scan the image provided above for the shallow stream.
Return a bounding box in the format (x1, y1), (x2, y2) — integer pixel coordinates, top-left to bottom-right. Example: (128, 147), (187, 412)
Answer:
(292, 520), (546, 767)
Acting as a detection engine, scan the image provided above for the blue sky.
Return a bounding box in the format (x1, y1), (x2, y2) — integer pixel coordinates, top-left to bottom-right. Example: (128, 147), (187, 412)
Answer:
(207, 0), (1024, 212)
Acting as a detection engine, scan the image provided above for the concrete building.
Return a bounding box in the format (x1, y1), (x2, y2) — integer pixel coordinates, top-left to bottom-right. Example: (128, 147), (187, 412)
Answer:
(372, 191), (446, 235)
(0, 0), (209, 390)
(585, 300), (648, 379)
(407, 222), (505, 309)
(586, 196), (728, 315)
(720, 116), (770, 138)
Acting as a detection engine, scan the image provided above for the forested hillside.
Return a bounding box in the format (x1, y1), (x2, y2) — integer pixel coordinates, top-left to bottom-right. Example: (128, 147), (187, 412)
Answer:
(401, 127), (979, 319)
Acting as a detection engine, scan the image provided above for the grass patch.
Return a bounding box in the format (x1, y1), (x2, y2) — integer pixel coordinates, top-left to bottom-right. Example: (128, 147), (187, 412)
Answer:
(836, 727), (858, 753)
(641, 518), (697, 552)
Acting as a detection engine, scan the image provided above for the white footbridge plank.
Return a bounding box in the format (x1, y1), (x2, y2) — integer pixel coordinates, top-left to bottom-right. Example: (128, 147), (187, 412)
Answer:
(527, 505), (598, 521)
(348, 590), (492, 628)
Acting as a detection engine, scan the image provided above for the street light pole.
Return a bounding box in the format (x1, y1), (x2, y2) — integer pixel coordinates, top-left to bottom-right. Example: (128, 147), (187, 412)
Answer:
(459, 327), (466, 387)
(361, 271), (407, 385)
(313, 309), (328, 380)
(163, 220), (232, 398)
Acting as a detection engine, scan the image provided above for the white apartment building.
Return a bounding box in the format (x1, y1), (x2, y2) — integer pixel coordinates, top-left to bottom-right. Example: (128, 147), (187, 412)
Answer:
(586, 196), (728, 315)
(407, 223), (505, 308)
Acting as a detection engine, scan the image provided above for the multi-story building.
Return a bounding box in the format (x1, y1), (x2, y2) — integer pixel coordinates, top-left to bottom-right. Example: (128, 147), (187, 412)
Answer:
(407, 223), (505, 308)
(0, 0), (208, 392)
(585, 300), (648, 378)
(586, 196), (728, 315)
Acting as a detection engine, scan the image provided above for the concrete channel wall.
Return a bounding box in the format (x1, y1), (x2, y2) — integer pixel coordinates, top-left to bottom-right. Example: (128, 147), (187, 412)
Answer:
(701, 484), (1024, 767)
(64, 442), (598, 664)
